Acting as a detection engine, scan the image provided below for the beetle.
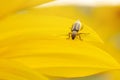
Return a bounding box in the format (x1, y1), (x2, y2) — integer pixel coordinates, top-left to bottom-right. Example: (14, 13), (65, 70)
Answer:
(67, 20), (84, 40)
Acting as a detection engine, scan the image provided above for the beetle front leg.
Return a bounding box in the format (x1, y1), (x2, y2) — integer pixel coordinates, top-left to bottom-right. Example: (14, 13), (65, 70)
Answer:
(66, 33), (71, 39)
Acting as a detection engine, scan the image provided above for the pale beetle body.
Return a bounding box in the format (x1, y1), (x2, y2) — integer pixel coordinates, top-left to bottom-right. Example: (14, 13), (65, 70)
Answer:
(68, 20), (83, 40)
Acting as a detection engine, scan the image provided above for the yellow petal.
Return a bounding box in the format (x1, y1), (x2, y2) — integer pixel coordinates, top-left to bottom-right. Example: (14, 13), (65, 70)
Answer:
(0, 0), (52, 18)
(21, 0), (52, 10)
(0, 14), (103, 43)
(0, 59), (48, 80)
(0, 0), (28, 17)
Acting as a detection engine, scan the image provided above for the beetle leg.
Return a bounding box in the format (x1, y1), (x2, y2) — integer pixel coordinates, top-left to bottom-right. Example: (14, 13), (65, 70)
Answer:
(77, 33), (83, 41)
(66, 32), (71, 39)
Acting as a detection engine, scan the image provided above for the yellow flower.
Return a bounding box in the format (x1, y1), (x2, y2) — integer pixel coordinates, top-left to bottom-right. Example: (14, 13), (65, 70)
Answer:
(0, 14), (119, 79)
